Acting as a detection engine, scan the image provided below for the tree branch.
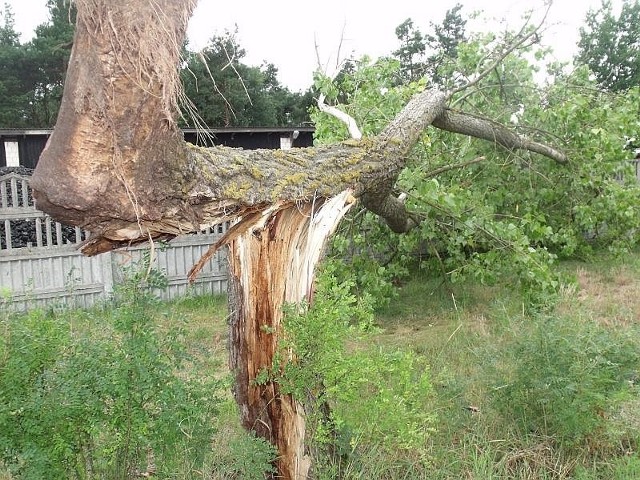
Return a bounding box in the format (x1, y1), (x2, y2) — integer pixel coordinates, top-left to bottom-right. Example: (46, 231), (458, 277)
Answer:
(432, 109), (567, 163)
(423, 156), (487, 178)
(43, 85), (566, 253)
(314, 35), (363, 140)
(317, 99), (363, 140)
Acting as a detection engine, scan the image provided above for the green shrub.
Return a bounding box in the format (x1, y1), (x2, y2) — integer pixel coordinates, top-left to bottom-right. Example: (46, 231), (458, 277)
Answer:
(209, 431), (277, 480)
(277, 270), (435, 470)
(491, 315), (640, 448)
(0, 265), (222, 479)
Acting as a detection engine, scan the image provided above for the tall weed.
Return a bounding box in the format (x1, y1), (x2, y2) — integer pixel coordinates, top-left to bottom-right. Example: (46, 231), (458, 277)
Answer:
(491, 315), (639, 449)
(0, 262), (223, 479)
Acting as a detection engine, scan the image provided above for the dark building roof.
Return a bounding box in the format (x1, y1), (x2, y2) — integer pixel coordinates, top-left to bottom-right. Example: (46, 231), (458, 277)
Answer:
(0, 126), (316, 168)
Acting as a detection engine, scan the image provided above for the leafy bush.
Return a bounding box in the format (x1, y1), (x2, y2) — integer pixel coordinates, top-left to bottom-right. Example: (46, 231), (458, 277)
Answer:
(0, 264), (222, 479)
(276, 271), (434, 469)
(491, 315), (640, 448)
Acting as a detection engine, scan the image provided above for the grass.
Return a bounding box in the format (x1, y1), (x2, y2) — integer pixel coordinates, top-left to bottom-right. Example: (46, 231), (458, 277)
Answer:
(369, 254), (640, 479)
(1, 254), (640, 479)
(160, 294), (230, 375)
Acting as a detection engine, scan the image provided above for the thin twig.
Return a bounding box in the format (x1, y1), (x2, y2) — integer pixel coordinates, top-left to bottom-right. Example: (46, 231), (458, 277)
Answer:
(423, 156), (486, 178)
(450, 5), (551, 95)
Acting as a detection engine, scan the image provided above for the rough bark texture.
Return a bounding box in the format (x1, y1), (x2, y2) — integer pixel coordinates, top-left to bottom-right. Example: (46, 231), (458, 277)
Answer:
(27, 2), (568, 479)
(31, 0), (197, 249)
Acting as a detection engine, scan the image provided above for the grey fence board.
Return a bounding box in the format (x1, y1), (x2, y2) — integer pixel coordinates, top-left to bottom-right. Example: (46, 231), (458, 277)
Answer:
(630, 159), (640, 181)
(0, 246), (112, 310)
(110, 236), (229, 300)
(0, 173), (228, 311)
(1, 236), (228, 311)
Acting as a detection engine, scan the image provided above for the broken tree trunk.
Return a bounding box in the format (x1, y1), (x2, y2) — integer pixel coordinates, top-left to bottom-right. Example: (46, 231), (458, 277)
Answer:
(226, 193), (355, 479)
(28, 1), (567, 479)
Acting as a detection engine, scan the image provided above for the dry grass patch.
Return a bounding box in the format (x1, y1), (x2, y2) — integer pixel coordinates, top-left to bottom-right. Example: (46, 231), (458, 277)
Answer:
(559, 264), (640, 326)
(496, 439), (578, 480)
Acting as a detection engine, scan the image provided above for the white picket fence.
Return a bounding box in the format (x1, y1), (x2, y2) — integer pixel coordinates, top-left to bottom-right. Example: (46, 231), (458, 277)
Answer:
(0, 172), (229, 311)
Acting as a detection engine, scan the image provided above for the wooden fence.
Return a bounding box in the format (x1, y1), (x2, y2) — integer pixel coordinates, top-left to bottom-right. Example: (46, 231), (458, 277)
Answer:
(0, 172), (228, 311)
(629, 159), (640, 181)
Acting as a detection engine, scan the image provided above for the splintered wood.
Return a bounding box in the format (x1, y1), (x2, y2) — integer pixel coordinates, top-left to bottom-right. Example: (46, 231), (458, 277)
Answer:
(227, 191), (355, 480)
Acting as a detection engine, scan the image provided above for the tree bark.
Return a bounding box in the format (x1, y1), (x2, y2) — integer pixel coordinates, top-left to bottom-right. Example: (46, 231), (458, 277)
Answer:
(28, 1), (567, 479)
(31, 0), (197, 248)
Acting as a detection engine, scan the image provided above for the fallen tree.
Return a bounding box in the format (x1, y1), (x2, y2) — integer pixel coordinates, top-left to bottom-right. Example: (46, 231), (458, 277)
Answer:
(30, 1), (566, 478)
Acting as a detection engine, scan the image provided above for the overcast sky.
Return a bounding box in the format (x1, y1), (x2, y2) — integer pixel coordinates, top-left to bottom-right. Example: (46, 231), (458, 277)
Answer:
(4, 0), (620, 92)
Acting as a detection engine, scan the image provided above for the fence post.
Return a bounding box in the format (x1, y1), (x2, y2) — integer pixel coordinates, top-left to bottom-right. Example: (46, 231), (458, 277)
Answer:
(101, 250), (114, 300)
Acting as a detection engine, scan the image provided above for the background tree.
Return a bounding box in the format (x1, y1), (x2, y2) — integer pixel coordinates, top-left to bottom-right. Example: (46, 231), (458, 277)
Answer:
(0, 2), (17, 45)
(0, 7), (311, 129)
(0, 0), (75, 128)
(393, 18), (426, 82)
(0, 3), (28, 126)
(424, 3), (467, 86)
(393, 4), (467, 85)
(577, 0), (640, 92)
(23, 0), (75, 127)
(181, 29), (312, 127)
